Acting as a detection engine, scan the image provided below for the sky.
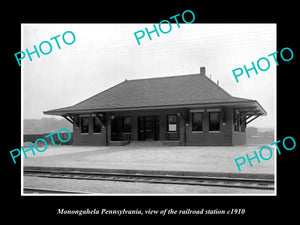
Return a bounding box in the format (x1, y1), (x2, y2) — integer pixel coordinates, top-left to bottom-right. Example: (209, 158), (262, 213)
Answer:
(22, 23), (276, 128)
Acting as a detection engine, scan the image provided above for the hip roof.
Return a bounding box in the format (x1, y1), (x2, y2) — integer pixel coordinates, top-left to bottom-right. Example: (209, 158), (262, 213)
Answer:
(44, 73), (266, 115)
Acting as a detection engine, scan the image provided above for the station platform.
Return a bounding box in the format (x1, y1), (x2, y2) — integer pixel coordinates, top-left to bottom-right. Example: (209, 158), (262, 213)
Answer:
(22, 145), (275, 178)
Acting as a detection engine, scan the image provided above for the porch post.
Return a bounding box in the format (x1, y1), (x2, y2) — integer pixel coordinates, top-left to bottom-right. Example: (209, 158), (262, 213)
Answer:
(177, 111), (187, 146)
(106, 112), (111, 145)
(179, 109), (189, 146)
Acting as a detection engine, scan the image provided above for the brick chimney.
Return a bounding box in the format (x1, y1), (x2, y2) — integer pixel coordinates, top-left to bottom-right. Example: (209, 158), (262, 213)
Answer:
(200, 67), (206, 76)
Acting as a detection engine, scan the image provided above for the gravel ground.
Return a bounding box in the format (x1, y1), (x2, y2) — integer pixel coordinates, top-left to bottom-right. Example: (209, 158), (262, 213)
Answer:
(23, 145), (275, 174)
(23, 176), (274, 195)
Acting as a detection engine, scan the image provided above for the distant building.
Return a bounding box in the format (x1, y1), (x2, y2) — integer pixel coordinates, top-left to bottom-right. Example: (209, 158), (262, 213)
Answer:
(246, 127), (274, 145)
(44, 67), (267, 146)
(246, 126), (258, 138)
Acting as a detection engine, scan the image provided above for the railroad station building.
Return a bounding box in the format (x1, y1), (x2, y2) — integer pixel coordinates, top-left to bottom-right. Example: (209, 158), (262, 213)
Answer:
(44, 67), (267, 146)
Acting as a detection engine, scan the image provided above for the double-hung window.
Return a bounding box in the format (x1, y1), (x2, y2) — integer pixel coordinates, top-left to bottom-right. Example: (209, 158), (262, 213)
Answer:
(209, 111), (220, 132)
(122, 116), (131, 133)
(93, 116), (102, 133)
(80, 117), (89, 133)
(192, 112), (203, 132)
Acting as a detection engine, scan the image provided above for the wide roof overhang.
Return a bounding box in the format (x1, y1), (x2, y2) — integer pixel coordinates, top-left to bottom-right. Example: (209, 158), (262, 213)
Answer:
(44, 99), (266, 127)
(44, 99), (266, 116)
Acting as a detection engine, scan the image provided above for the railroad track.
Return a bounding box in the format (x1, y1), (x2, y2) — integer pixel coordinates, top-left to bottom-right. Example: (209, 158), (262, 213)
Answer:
(24, 166), (274, 190)
(23, 187), (88, 194)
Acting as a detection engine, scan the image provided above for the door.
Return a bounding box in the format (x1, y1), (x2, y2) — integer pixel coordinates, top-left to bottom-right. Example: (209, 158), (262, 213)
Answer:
(138, 116), (145, 140)
(145, 116), (155, 140)
(138, 116), (159, 141)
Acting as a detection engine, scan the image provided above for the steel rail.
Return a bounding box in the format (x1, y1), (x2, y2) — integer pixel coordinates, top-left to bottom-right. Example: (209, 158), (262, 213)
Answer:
(24, 167), (274, 190)
(23, 187), (89, 194)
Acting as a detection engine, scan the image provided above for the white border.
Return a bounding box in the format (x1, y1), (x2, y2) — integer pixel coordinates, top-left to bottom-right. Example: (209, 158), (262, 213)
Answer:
(21, 24), (24, 196)
(20, 23), (277, 197)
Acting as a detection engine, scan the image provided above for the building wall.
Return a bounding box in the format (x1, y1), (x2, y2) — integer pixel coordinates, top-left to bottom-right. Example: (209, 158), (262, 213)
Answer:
(232, 131), (247, 145)
(186, 107), (234, 146)
(109, 108), (184, 145)
(71, 107), (246, 146)
(72, 115), (107, 146)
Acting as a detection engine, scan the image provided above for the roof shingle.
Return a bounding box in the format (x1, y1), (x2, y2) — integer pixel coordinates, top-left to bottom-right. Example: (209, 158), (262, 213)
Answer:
(44, 73), (262, 115)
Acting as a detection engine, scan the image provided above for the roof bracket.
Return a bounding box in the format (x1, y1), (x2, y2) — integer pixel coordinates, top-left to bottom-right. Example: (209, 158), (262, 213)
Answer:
(62, 115), (74, 125)
(62, 114), (79, 128)
(246, 114), (260, 125)
(234, 107), (261, 124)
(95, 113), (105, 127)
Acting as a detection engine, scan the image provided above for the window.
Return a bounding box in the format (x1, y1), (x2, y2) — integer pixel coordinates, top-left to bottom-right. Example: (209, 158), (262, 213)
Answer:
(192, 112), (203, 131)
(167, 115), (177, 132)
(209, 111), (220, 131)
(122, 116), (131, 133)
(93, 117), (102, 133)
(80, 117), (89, 133)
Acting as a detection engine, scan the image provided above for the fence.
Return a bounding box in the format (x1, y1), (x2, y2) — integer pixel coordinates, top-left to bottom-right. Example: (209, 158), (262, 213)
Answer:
(24, 133), (73, 145)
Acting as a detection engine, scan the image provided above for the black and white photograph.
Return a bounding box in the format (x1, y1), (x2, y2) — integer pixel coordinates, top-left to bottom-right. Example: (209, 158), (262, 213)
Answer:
(21, 23), (276, 195)
(4, 4), (298, 221)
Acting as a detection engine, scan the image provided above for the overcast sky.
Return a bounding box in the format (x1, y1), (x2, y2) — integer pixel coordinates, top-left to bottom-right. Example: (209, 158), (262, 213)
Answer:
(22, 23), (276, 128)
